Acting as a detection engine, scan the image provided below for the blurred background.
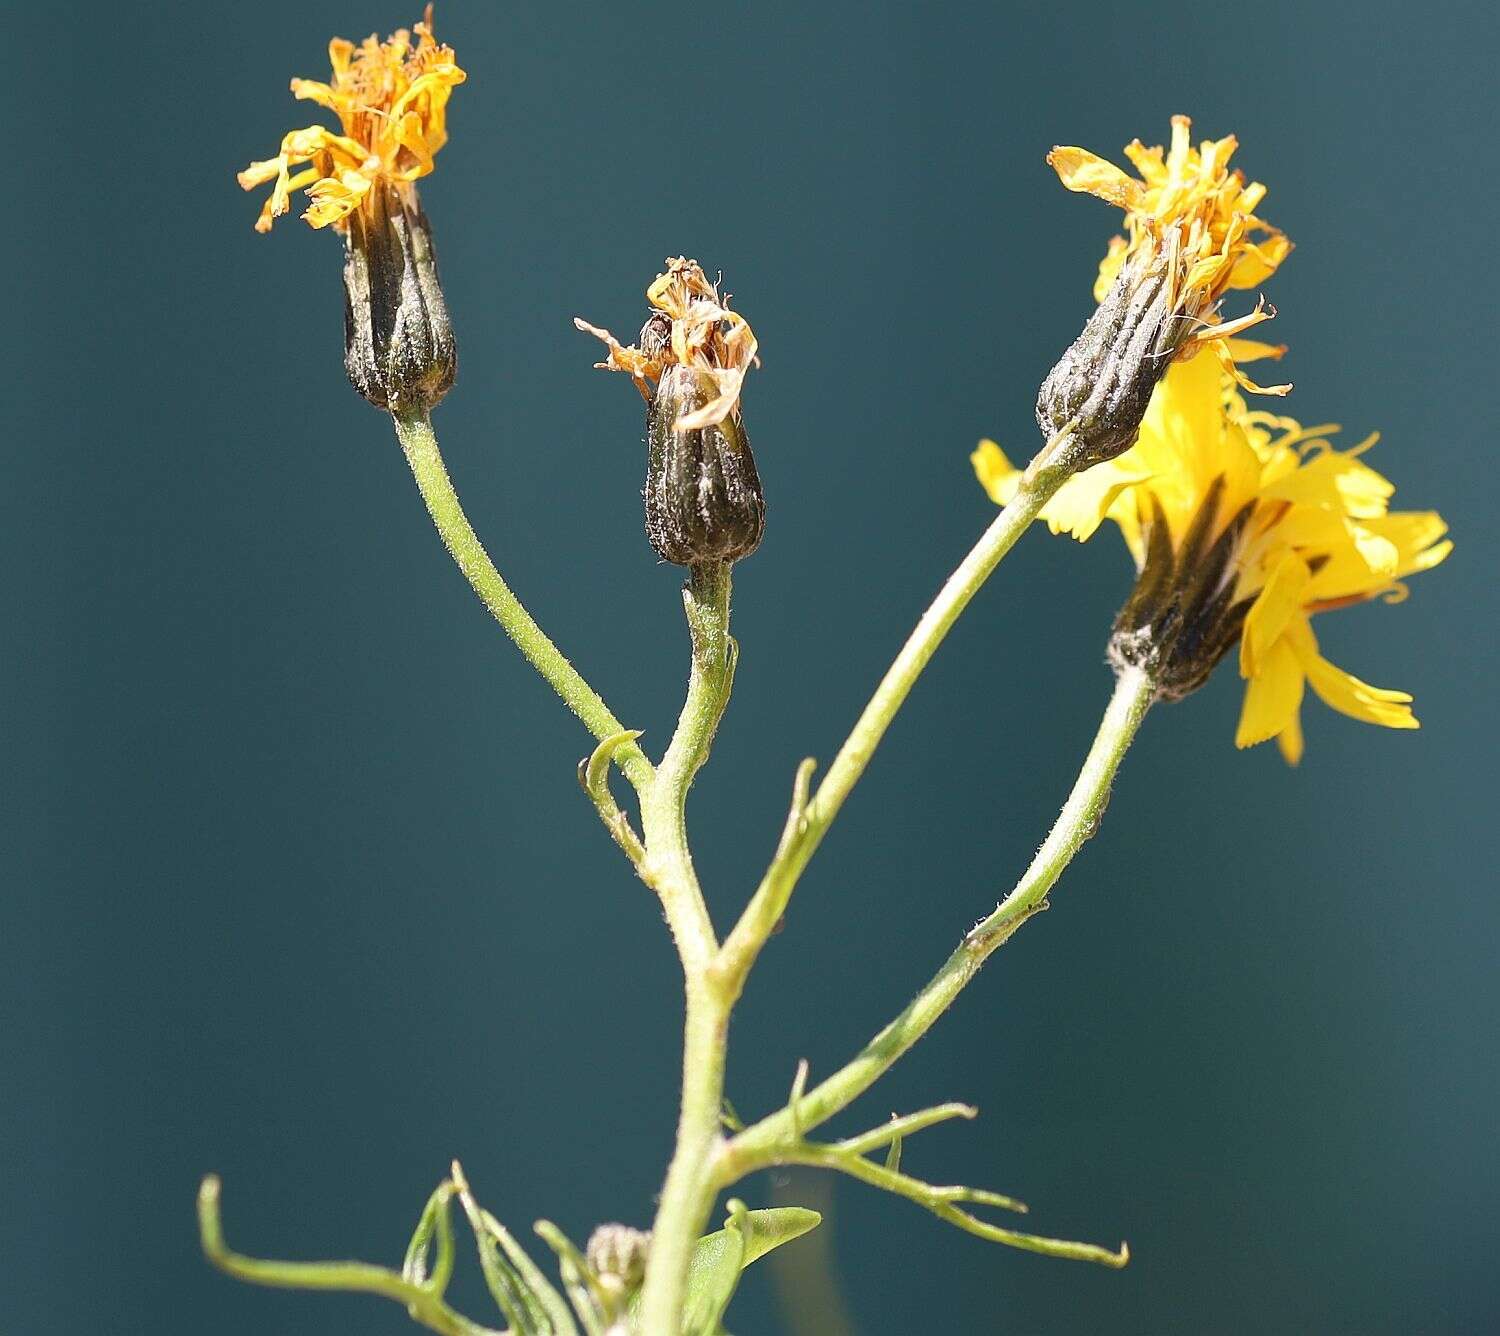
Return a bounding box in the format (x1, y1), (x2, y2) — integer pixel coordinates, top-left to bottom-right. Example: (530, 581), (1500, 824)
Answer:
(6, 1), (1497, 1331)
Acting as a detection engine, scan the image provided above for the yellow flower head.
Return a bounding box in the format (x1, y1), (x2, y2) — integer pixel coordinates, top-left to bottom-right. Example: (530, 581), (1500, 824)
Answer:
(1049, 115), (1294, 396)
(976, 355), (1451, 763)
(237, 5), (466, 234)
(575, 258), (759, 432)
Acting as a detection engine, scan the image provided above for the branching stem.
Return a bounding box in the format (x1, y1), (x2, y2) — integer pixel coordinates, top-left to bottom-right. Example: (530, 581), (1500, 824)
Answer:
(639, 444), (1103, 1329)
(721, 664), (1155, 1165)
(714, 439), (1074, 993)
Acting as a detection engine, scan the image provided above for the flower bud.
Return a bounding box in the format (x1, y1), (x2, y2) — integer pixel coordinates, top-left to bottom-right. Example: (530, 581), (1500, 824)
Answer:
(342, 182), (456, 413)
(1035, 251), (1179, 472)
(1106, 478), (1254, 700)
(586, 1223), (650, 1291)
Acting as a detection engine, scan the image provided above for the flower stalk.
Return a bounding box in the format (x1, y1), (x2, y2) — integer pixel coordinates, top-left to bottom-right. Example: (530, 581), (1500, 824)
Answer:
(634, 560), (737, 1330)
(391, 409), (653, 792)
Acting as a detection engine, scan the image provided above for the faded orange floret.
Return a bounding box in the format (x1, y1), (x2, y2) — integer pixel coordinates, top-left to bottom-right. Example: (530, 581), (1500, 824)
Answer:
(1049, 115), (1294, 396)
(575, 258), (759, 433)
(237, 5), (465, 234)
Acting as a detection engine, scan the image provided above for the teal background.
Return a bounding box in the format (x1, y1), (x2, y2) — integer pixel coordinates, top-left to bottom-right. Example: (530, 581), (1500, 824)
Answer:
(6, 1), (1497, 1332)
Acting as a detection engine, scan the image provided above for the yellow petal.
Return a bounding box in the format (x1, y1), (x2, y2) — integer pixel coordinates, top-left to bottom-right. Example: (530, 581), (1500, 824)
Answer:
(328, 36), (355, 79)
(1227, 234), (1293, 289)
(1092, 236), (1129, 303)
(1347, 522), (1399, 578)
(1213, 340), (1291, 396)
(1039, 461), (1149, 543)
(1369, 511), (1452, 575)
(1301, 511), (1451, 604)
(1285, 618), (1418, 730)
(1223, 337), (1287, 364)
(1122, 138), (1167, 185)
(972, 441), (1147, 544)
(237, 156), (285, 190)
(972, 440), (1022, 506)
(289, 78), (343, 113)
(1276, 710), (1305, 766)
(1047, 147), (1145, 210)
(302, 169), (371, 229)
(1303, 656), (1418, 729)
(1260, 448), (1394, 518)
(1241, 553), (1311, 677)
(1236, 633), (1305, 749)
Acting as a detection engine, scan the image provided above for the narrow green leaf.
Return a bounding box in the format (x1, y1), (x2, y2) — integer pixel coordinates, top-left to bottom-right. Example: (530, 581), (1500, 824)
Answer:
(534, 1220), (607, 1336)
(487, 1211), (579, 1336)
(581, 729), (644, 796)
(403, 1181), (457, 1295)
(884, 1133), (903, 1175)
(734, 1206), (822, 1268)
(640, 1204), (822, 1336)
(451, 1163), (541, 1332)
(679, 1205), (746, 1335)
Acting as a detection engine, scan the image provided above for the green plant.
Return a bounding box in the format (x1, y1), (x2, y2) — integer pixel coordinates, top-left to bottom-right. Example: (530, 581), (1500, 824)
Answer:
(209, 14), (1450, 1333)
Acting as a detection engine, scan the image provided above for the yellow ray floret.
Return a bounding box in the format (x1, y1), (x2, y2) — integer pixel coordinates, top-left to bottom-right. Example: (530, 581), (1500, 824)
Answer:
(237, 5), (465, 234)
(1049, 115), (1294, 396)
(974, 354), (1450, 764)
(575, 258), (759, 432)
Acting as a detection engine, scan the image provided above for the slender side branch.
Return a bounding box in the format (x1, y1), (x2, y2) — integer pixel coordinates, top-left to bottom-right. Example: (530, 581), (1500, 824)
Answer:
(198, 1176), (501, 1336)
(722, 665), (1155, 1160)
(711, 1104), (1127, 1269)
(715, 438), (1075, 990)
(392, 409), (652, 793)
(832, 1102), (977, 1157)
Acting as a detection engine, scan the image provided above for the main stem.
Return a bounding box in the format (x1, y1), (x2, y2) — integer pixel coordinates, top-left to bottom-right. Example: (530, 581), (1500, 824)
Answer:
(392, 409), (653, 791)
(717, 448), (1073, 989)
(638, 561), (736, 1333)
(722, 665), (1155, 1167)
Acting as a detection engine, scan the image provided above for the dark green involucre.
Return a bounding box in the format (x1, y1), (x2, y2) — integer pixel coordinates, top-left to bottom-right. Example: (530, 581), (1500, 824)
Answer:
(342, 183), (456, 413)
(1036, 250), (1184, 473)
(1107, 477), (1254, 701)
(644, 361), (765, 567)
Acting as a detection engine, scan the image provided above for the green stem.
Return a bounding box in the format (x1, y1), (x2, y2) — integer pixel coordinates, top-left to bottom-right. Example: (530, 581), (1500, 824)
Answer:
(714, 446), (1073, 992)
(638, 977), (731, 1333)
(720, 664), (1155, 1164)
(638, 561), (733, 964)
(198, 1177), (494, 1336)
(636, 560), (737, 1333)
(392, 409), (652, 792)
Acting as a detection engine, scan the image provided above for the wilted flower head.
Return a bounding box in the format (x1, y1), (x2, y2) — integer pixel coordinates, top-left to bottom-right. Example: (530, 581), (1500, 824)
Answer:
(577, 259), (765, 566)
(576, 258), (759, 433)
(235, 8), (463, 412)
(237, 5), (465, 234)
(1037, 116), (1293, 471)
(979, 355), (1450, 763)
